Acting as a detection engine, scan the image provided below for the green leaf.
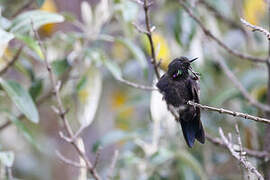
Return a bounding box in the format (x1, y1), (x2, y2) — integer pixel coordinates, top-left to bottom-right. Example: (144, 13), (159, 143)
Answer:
(10, 10), (64, 34)
(29, 79), (43, 101)
(15, 34), (44, 60)
(116, 38), (147, 72)
(103, 59), (122, 79)
(0, 151), (14, 167)
(36, 0), (45, 7)
(1, 109), (37, 148)
(0, 78), (39, 123)
(76, 76), (87, 92)
(52, 59), (70, 76)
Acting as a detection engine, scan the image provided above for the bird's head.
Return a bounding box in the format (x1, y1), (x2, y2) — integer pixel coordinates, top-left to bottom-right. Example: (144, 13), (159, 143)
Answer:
(168, 57), (198, 80)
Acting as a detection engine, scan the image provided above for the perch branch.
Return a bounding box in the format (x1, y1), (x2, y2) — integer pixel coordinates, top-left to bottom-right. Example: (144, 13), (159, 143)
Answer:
(219, 128), (264, 180)
(179, 0), (266, 63)
(188, 101), (270, 124)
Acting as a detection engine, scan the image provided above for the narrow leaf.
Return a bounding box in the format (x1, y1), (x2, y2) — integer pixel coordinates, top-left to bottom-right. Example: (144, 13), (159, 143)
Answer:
(104, 59), (122, 79)
(10, 10), (64, 34)
(15, 34), (44, 60)
(77, 66), (102, 127)
(0, 78), (39, 123)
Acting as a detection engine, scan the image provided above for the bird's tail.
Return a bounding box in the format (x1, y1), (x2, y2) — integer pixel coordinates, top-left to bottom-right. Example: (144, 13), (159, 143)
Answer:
(180, 118), (205, 148)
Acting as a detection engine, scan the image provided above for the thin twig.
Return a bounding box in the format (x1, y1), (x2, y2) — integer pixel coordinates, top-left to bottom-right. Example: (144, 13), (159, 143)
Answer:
(56, 151), (87, 168)
(107, 150), (119, 180)
(188, 101), (270, 124)
(235, 124), (245, 163)
(206, 134), (270, 160)
(142, 0), (161, 78)
(0, 45), (23, 76)
(117, 77), (157, 91)
(219, 128), (264, 180)
(31, 22), (101, 180)
(214, 56), (270, 112)
(241, 18), (270, 40)
(179, 0), (266, 63)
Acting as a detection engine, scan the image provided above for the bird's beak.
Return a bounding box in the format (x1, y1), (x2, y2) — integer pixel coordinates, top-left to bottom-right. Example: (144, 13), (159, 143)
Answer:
(189, 57), (198, 63)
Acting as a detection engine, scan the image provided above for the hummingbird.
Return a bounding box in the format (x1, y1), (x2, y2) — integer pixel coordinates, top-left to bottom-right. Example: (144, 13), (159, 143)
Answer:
(156, 57), (205, 148)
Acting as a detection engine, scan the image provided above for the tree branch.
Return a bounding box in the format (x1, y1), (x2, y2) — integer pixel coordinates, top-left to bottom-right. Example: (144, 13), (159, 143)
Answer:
(117, 77), (157, 91)
(179, 0), (266, 63)
(32, 23), (101, 180)
(219, 127), (264, 180)
(188, 101), (270, 124)
(240, 18), (270, 40)
(134, 0), (161, 79)
(206, 133), (270, 160)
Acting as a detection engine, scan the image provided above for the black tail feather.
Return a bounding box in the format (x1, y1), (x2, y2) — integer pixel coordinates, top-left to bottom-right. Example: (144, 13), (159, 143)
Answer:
(180, 118), (205, 148)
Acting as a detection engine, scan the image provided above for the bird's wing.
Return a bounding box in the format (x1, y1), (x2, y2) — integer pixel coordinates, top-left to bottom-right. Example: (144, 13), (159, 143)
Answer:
(187, 77), (205, 144)
(156, 74), (181, 107)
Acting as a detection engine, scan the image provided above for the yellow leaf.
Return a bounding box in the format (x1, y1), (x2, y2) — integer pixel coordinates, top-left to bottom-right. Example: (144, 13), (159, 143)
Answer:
(244, 0), (266, 25)
(39, 0), (58, 36)
(142, 32), (171, 71)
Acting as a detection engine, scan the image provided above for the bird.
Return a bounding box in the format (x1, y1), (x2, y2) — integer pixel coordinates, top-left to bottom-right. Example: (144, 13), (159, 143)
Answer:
(156, 56), (205, 148)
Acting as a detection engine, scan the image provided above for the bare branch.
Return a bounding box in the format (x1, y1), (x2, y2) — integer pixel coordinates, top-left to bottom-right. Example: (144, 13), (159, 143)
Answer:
(188, 101), (270, 124)
(206, 133), (270, 160)
(56, 151), (86, 168)
(107, 150), (119, 180)
(241, 18), (270, 40)
(179, 0), (266, 63)
(141, 0), (161, 78)
(31, 22), (101, 180)
(214, 56), (270, 112)
(219, 128), (264, 180)
(117, 77), (157, 91)
(93, 148), (101, 169)
(0, 45), (24, 76)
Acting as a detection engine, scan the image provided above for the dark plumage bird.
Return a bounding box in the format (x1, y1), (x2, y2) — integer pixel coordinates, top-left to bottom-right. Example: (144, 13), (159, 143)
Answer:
(156, 57), (205, 148)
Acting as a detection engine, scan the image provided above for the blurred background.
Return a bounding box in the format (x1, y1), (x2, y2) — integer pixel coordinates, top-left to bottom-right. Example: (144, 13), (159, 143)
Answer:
(0, 0), (269, 179)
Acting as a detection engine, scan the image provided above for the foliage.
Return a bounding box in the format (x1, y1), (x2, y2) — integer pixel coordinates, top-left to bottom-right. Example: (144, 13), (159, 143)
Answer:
(0, 0), (268, 179)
